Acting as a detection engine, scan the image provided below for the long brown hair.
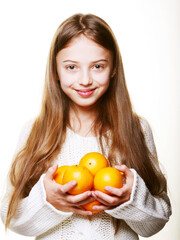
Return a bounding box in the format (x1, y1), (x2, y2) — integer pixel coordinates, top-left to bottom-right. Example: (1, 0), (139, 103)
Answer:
(5, 13), (167, 228)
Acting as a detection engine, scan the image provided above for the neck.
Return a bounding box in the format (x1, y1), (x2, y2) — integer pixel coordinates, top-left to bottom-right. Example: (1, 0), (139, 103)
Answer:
(68, 105), (98, 137)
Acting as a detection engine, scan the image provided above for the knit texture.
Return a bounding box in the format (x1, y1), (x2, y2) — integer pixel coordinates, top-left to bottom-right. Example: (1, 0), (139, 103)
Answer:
(0, 119), (171, 239)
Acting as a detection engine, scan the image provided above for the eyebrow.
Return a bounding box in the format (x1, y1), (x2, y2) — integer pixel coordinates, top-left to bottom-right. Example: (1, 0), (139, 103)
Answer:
(62, 59), (109, 63)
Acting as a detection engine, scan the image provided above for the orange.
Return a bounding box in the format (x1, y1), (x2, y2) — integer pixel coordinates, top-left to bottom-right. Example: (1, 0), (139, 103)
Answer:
(82, 200), (101, 213)
(62, 165), (94, 195)
(79, 152), (109, 176)
(94, 167), (123, 195)
(54, 165), (70, 184)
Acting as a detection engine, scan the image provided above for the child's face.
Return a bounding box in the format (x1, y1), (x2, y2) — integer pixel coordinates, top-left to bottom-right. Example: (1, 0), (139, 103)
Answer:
(56, 34), (113, 110)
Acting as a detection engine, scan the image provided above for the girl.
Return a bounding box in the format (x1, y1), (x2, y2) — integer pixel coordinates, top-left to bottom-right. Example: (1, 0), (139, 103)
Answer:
(1, 13), (171, 239)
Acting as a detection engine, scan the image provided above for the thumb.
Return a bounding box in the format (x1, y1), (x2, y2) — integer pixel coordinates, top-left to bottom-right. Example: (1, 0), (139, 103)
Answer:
(114, 164), (130, 176)
(45, 165), (58, 180)
(115, 165), (133, 179)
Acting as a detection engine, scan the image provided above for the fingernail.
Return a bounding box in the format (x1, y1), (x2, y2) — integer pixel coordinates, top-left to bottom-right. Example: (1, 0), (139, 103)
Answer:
(71, 180), (77, 186)
(91, 192), (95, 198)
(95, 191), (98, 196)
(114, 165), (120, 170)
(52, 165), (57, 170)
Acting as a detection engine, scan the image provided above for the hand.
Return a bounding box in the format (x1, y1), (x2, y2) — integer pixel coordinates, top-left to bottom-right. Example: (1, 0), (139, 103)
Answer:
(43, 165), (93, 215)
(91, 165), (134, 211)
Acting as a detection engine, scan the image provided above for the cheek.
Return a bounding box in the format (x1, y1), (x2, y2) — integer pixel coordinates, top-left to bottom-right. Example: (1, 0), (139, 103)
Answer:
(94, 72), (110, 87)
(58, 71), (75, 88)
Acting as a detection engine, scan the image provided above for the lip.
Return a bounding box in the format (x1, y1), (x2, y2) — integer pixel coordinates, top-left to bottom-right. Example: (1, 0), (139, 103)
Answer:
(75, 88), (96, 97)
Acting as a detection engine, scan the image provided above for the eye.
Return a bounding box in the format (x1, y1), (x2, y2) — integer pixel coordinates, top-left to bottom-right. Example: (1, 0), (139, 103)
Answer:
(92, 64), (105, 71)
(66, 65), (77, 70)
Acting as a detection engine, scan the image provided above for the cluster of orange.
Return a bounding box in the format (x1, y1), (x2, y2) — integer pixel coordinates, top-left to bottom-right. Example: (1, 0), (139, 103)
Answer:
(54, 152), (123, 213)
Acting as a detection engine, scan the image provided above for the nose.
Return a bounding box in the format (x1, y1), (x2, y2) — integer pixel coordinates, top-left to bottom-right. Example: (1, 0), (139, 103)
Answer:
(78, 69), (92, 86)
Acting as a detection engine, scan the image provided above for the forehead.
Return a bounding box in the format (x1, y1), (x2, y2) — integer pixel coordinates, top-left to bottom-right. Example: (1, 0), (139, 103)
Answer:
(56, 34), (112, 62)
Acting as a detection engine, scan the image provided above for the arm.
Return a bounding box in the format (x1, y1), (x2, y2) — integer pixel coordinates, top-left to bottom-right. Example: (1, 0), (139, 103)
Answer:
(92, 119), (172, 237)
(0, 174), (73, 237)
(0, 121), (92, 237)
(1, 167), (93, 237)
(105, 168), (171, 237)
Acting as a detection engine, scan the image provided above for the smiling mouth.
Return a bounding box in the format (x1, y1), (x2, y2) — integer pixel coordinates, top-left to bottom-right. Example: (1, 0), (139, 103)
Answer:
(75, 88), (96, 97)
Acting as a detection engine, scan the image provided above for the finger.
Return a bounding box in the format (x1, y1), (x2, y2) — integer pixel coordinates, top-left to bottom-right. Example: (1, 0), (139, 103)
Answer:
(93, 190), (129, 206)
(77, 197), (95, 206)
(70, 206), (92, 216)
(116, 165), (134, 190)
(59, 180), (77, 194)
(115, 164), (132, 177)
(66, 191), (92, 205)
(104, 185), (125, 197)
(44, 165), (58, 180)
(92, 191), (118, 206)
(91, 191), (107, 205)
(109, 187), (132, 203)
(92, 204), (109, 211)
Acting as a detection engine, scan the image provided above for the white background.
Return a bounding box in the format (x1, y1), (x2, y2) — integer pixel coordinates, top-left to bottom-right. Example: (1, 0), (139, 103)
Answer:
(0, 0), (179, 239)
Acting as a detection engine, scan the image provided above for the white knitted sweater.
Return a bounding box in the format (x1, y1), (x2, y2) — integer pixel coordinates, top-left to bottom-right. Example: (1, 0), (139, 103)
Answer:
(0, 119), (171, 240)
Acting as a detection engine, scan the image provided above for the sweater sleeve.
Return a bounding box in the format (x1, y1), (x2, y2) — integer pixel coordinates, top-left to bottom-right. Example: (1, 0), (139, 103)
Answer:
(105, 118), (172, 237)
(0, 120), (73, 236)
(105, 169), (171, 237)
(0, 174), (73, 237)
